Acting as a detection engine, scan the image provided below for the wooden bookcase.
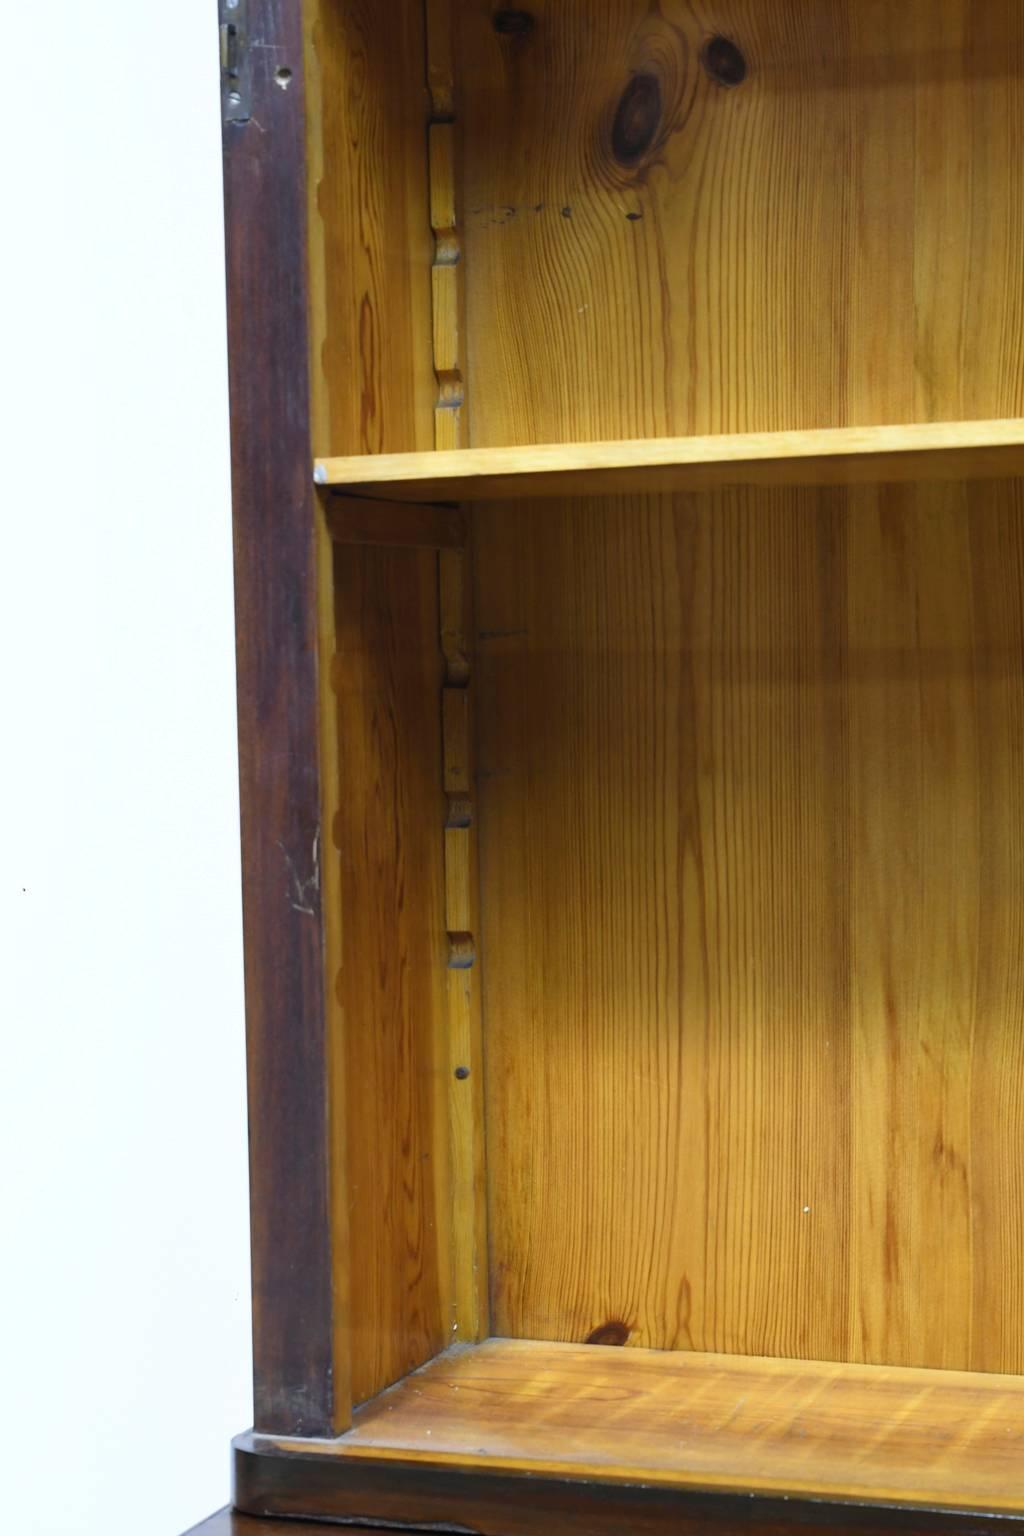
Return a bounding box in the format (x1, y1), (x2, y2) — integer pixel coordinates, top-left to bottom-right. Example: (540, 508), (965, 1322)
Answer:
(216, 2), (1024, 1532)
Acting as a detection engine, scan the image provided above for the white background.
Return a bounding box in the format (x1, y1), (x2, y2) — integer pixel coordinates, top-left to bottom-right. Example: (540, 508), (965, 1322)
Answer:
(1, 4), (251, 1533)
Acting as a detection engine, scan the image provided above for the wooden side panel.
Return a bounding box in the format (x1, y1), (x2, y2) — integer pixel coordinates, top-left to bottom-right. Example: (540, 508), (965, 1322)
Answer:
(475, 484), (1024, 1373)
(457, 2), (1024, 445)
(306, 0), (449, 1407)
(309, 0), (434, 458)
(332, 545), (450, 1406)
(222, 0), (338, 1437)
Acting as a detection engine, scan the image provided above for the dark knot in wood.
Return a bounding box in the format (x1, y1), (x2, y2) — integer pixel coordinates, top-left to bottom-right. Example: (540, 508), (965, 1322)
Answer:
(702, 35), (747, 88)
(611, 73), (663, 167)
(493, 9), (535, 36)
(586, 1320), (631, 1346)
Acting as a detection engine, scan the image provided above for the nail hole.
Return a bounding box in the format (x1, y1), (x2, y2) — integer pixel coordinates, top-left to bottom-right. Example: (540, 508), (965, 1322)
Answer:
(275, 66), (293, 89)
(454, 1065), (471, 1081)
(702, 35), (747, 88)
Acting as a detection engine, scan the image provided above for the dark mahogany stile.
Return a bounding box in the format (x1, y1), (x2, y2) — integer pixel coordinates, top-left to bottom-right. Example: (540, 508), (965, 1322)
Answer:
(221, 0), (337, 1438)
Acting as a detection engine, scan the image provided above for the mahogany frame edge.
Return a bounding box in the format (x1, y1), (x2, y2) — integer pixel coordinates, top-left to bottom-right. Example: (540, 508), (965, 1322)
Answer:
(231, 1435), (1024, 1536)
(221, 0), (338, 1437)
(183, 1507), (373, 1536)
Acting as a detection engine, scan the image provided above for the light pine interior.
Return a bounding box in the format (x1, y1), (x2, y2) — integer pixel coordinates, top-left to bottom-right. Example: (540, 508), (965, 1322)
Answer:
(307, 0), (1024, 1410)
(458, 0), (1024, 442)
(476, 484), (1024, 1370)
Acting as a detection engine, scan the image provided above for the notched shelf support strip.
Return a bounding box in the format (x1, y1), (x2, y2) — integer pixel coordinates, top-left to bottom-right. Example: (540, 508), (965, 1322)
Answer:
(438, 546), (488, 1344)
(426, 0), (488, 1346)
(426, 0), (466, 450)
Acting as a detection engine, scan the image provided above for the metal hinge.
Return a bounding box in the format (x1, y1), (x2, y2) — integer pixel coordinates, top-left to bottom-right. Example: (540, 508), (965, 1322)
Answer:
(219, 0), (251, 123)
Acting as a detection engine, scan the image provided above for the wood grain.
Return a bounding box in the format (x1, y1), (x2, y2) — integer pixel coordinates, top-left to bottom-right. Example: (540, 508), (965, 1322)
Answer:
(331, 544), (451, 1406)
(307, 0), (447, 1412)
(222, 0), (338, 1437)
(309, 0), (434, 458)
(315, 420), (1024, 502)
(475, 484), (1024, 1372)
(304, 3), (350, 1435)
(247, 1338), (1024, 1519)
(456, 1), (1024, 445)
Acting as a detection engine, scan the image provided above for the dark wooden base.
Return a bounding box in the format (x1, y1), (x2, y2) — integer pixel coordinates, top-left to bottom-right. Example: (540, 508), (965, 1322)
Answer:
(182, 1507), (381, 1536)
(232, 1436), (1024, 1536)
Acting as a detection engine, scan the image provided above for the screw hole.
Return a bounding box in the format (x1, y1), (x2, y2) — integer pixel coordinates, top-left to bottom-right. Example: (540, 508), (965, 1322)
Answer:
(454, 1065), (471, 1081)
(275, 66), (293, 89)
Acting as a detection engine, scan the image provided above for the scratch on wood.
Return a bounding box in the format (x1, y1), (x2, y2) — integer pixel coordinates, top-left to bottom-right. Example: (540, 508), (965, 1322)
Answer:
(278, 830), (320, 916)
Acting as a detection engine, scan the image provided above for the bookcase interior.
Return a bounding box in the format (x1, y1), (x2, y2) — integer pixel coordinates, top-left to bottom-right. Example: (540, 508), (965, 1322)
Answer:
(286, 0), (1024, 1517)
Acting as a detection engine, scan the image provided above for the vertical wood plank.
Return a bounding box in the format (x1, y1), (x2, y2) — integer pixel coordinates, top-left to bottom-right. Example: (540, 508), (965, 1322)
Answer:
(846, 486), (977, 1367)
(221, 0), (337, 1436)
(428, 0), (486, 1337)
(967, 486), (1024, 1371)
(314, 0), (435, 456)
(332, 545), (451, 1405)
(439, 547), (490, 1342)
(304, 2), (352, 1428)
(308, 0), (444, 1409)
(475, 483), (1024, 1374)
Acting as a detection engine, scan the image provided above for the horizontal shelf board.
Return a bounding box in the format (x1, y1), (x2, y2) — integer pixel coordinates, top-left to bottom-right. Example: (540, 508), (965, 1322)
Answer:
(314, 420), (1024, 504)
(263, 1338), (1024, 1517)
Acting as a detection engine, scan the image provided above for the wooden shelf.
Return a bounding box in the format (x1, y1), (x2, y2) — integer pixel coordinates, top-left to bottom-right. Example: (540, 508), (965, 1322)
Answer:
(240, 1339), (1024, 1525)
(314, 420), (1024, 505)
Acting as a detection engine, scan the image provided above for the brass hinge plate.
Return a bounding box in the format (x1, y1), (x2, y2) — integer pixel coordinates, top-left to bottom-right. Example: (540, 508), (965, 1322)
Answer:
(219, 0), (251, 124)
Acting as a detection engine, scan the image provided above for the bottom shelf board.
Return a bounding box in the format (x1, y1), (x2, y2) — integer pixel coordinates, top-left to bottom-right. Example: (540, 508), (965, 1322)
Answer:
(239, 1339), (1024, 1527)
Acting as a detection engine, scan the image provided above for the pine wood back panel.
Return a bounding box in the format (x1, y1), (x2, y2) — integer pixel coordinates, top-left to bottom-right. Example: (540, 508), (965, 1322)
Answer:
(457, 1), (1024, 444)
(474, 485), (1024, 1371)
